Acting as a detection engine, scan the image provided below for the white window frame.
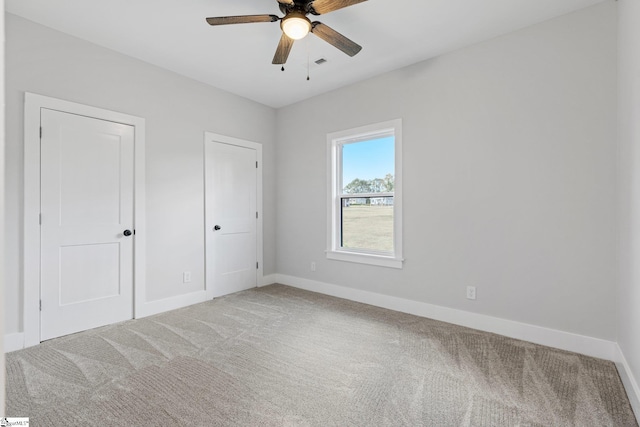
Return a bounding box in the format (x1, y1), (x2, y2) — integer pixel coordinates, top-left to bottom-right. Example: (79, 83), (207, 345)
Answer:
(326, 119), (403, 269)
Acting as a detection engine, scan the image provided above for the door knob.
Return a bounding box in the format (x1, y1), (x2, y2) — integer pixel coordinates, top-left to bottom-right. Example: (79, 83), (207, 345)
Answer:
(123, 229), (133, 236)
(214, 225), (221, 231)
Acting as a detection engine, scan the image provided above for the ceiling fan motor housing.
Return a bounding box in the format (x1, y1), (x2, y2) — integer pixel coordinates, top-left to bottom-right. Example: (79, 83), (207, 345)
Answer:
(279, 0), (319, 16)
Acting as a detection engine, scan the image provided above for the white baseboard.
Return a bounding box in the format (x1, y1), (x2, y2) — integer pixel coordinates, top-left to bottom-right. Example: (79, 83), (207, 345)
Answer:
(4, 333), (25, 353)
(261, 274), (277, 287)
(135, 290), (210, 319)
(272, 274), (617, 361)
(615, 345), (640, 420)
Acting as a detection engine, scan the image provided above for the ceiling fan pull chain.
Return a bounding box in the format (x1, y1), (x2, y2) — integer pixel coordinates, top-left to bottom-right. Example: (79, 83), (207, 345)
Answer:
(281, 66), (285, 71)
(306, 37), (311, 81)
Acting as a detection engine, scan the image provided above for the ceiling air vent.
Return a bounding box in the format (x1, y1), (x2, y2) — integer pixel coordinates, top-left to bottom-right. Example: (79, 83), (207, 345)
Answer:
(314, 58), (328, 65)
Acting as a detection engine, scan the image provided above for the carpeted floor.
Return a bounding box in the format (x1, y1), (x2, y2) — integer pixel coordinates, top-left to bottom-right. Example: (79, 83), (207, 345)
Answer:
(5, 284), (638, 426)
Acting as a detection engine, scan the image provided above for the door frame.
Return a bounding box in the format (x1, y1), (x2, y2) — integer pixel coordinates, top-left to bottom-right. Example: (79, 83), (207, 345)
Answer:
(204, 132), (263, 297)
(23, 93), (146, 348)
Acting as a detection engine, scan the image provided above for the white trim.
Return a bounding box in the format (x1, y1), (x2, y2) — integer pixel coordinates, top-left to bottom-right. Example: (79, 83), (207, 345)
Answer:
(326, 119), (403, 269)
(261, 274), (278, 287)
(273, 274), (617, 361)
(4, 333), (25, 353)
(134, 291), (210, 319)
(615, 345), (640, 420)
(203, 132), (264, 297)
(23, 93), (146, 348)
(326, 251), (403, 269)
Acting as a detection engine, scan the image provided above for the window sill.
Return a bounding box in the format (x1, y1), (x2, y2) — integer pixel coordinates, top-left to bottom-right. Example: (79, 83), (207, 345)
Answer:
(326, 250), (404, 269)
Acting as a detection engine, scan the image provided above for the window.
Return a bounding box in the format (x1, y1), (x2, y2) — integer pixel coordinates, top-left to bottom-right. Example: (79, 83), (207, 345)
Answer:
(327, 119), (403, 268)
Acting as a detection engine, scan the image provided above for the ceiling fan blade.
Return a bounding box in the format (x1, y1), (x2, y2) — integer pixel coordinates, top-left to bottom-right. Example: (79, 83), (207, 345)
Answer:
(206, 15), (279, 26)
(272, 33), (295, 64)
(311, 22), (362, 57)
(310, 0), (367, 15)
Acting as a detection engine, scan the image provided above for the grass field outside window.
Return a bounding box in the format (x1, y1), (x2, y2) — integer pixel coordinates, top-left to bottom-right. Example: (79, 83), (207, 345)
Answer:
(342, 205), (394, 252)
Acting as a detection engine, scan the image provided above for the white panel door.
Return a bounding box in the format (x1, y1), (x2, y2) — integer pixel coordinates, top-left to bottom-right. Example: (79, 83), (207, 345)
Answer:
(40, 108), (134, 341)
(205, 140), (257, 297)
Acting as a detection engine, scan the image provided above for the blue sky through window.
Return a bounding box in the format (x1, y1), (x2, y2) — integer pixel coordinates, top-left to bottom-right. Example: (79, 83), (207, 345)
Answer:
(342, 136), (394, 186)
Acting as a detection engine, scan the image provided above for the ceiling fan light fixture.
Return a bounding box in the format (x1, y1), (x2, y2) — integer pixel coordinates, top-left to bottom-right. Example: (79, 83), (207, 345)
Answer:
(281, 13), (311, 40)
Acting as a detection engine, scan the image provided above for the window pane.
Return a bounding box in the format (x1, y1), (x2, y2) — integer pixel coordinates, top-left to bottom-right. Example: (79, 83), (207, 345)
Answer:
(341, 197), (394, 252)
(342, 137), (394, 195)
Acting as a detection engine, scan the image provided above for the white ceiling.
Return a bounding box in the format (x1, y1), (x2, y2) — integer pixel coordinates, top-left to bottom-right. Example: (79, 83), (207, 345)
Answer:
(6, 0), (606, 108)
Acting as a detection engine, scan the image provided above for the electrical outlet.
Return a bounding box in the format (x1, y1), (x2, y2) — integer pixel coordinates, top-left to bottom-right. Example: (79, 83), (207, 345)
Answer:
(466, 286), (477, 300)
(310, 262), (316, 272)
(183, 271), (192, 283)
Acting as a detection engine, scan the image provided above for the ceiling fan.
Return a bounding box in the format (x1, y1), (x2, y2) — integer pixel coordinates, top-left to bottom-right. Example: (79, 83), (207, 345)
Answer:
(206, 0), (366, 65)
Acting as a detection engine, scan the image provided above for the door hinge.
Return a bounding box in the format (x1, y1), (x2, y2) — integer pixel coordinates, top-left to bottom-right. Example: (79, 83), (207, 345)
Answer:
(39, 213), (42, 225)
(39, 127), (42, 139)
(256, 211), (258, 219)
(256, 262), (259, 269)
(256, 161), (258, 168)
(39, 300), (42, 311)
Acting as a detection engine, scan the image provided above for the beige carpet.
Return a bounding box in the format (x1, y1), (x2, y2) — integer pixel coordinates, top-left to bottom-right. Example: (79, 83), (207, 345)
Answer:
(5, 284), (638, 426)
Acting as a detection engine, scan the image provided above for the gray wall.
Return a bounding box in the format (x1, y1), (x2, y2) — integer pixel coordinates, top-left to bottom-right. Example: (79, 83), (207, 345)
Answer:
(4, 14), (277, 335)
(4, 3), (622, 345)
(276, 3), (618, 340)
(618, 0), (640, 407)
(0, 0), (5, 413)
